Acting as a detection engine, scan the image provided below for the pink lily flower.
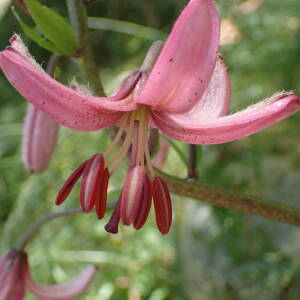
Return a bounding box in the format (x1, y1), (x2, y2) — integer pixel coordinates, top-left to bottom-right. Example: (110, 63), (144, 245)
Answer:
(22, 103), (59, 173)
(0, 248), (98, 299)
(0, 0), (299, 234)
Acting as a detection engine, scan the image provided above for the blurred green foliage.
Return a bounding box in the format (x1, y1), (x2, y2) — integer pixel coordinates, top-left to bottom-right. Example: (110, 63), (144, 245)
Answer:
(0, 0), (300, 299)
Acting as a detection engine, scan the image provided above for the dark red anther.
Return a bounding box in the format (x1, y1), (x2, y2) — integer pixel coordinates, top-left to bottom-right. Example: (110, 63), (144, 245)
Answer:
(55, 160), (88, 205)
(105, 198), (121, 234)
(152, 177), (172, 234)
(95, 168), (109, 219)
(133, 174), (152, 230)
(80, 154), (105, 212)
(120, 166), (145, 226)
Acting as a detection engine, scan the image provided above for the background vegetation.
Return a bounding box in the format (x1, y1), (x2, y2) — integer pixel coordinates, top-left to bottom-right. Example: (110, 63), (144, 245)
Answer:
(0, 0), (300, 299)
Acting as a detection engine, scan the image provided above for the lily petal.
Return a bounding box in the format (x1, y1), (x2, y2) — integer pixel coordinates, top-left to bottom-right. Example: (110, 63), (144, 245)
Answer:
(182, 58), (231, 119)
(0, 35), (140, 131)
(23, 257), (98, 300)
(0, 249), (25, 300)
(135, 0), (220, 113)
(152, 93), (300, 144)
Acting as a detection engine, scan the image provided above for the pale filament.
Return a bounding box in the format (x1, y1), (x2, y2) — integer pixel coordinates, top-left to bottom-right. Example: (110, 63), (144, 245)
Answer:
(144, 126), (155, 178)
(103, 113), (129, 158)
(137, 106), (155, 177)
(107, 112), (135, 174)
(136, 105), (148, 168)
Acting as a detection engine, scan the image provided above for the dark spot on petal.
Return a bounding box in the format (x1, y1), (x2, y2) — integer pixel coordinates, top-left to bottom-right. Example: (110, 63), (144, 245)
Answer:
(169, 58), (173, 62)
(42, 101), (45, 105)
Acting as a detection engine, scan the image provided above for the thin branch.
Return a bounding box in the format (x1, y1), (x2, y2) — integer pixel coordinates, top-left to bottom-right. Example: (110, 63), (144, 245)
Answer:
(15, 208), (83, 251)
(187, 144), (198, 179)
(66, 0), (105, 96)
(15, 201), (117, 251)
(157, 169), (300, 227)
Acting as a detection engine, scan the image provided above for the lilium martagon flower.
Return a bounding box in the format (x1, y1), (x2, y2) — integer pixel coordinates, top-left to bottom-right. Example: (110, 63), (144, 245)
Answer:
(0, 248), (98, 300)
(0, 0), (299, 234)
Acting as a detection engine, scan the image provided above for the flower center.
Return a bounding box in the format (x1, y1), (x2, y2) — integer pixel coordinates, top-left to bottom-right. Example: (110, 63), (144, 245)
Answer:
(103, 104), (154, 177)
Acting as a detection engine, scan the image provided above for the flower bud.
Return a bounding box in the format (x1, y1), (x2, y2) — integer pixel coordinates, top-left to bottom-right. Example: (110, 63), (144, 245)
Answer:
(22, 104), (58, 173)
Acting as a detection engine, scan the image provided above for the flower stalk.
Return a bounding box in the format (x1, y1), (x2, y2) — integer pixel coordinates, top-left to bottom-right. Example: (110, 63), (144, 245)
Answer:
(187, 144), (198, 179)
(15, 208), (83, 251)
(157, 169), (300, 227)
(16, 199), (118, 251)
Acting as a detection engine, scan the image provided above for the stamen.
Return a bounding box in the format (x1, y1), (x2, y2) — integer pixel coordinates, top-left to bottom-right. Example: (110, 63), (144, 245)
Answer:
(103, 113), (129, 158)
(152, 177), (172, 234)
(141, 109), (155, 178)
(105, 197), (121, 234)
(145, 144), (155, 178)
(136, 106), (147, 167)
(129, 121), (139, 169)
(108, 112), (135, 173)
(55, 159), (89, 205)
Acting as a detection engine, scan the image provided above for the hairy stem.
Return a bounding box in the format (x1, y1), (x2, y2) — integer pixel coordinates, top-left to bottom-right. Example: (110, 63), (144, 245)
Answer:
(66, 0), (105, 96)
(157, 170), (300, 227)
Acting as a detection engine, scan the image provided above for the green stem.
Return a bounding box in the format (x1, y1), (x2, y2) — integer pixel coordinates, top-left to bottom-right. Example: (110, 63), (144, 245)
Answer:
(157, 170), (300, 227)
(15, 208), (83, 251)
(15, 201), (117, 251)
(187, 145), (198, 179)
(66, 0), (105, 96)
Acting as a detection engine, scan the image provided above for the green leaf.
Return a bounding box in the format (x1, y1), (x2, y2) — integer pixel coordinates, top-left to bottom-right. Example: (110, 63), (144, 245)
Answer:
(12, 7), (60, 53)
(88, 17), (167, 40)
(24, 0), (79, 55)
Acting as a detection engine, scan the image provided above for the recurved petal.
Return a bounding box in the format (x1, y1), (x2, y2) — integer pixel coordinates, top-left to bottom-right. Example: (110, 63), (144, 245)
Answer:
(152, 93), (300, 144)
(135, 0), (220, 113)
(23, 104), (59, 173)
(0, 35), (138, 131)
(23, 257), (98, 300)
(182, 58), (231, 120)
(0, 249), (25, 300)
